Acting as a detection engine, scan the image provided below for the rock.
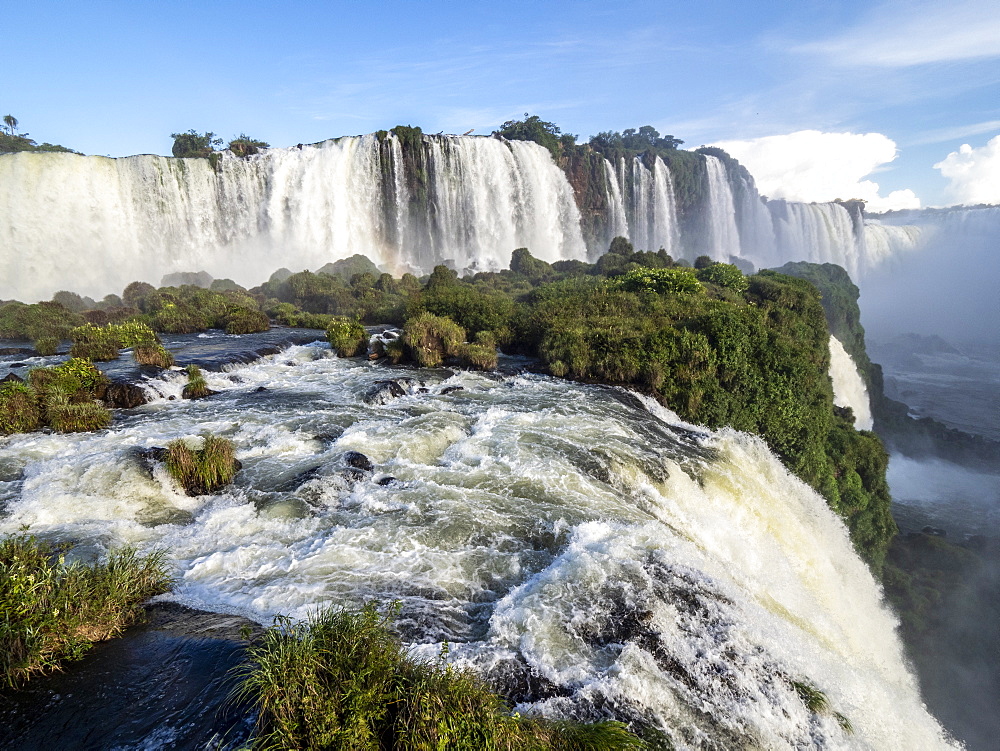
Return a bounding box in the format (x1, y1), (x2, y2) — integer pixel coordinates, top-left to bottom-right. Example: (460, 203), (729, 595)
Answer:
(1, 373), (24, 383)
(338, 467), (367, 484)
(134, 447), (169, 478)
(344, 451), (374, 472)
(364, 380), (406, 405)
(440, 386), (464, 395)
(376, 476), (399, 486)
(253, 386), (268, 393)
(104, 380), (149, 409)
(922, 525), (947, 537)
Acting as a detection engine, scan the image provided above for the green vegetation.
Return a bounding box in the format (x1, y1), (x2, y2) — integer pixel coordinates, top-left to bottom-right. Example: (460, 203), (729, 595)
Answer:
(0, 300), (85, 342)
(0, 114), (79, 155)
(182, 364), (213, 400)
(0, 381), (42, 434)
(165, 435), (239, 495)
(69, 321), (159, 361)
(493, 114), (571, 159)
(13, 358), (113, 434)
(326, 317), (368, 357)
(133, 342), (175, 368)
(228, 134), (270, 158)
(403, 312), (466, 368)
(0, 532), (170, 687)
(237, 603), (645, 750)
(32, 336), (59, 356)
(171, 130), (223, 158)
(790, 681), (853, 733)
(226, 308), (270, 335)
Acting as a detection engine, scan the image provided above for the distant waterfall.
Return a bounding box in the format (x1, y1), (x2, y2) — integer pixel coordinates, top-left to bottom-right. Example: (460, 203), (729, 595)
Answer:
(703, 155), (742, 261)
(602, 158), (629, 243)
(769, 200), (863, 278)
(625, 157), (680, 255)
(828, 336), (874, 430)
(0, 135), (586, 301)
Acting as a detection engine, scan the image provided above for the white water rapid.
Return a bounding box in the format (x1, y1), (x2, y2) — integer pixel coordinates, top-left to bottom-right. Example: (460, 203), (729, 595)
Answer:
(828, 336), (874, 430)
(0, 341), (954, 748)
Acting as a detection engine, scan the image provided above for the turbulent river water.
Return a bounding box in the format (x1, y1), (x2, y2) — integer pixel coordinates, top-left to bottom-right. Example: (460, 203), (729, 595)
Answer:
(0, 335), (956, 749)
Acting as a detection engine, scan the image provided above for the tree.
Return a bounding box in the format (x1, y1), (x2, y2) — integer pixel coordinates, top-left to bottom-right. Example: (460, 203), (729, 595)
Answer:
(227, 134), (269, 158)
(170, 130), (222, 158)
(3, 115), (17, 136)
(493, 114), (564, 158)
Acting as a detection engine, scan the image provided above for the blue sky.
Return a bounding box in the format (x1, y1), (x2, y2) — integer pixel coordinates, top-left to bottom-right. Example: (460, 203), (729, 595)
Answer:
(5, 0), (999, 207)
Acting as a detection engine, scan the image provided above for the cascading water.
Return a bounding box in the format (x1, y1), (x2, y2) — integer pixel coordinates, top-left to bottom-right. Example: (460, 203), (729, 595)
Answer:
(623, 157), (680, 255)
(0, 340), (955, 749)
(703, 155), (742, 262)
(769, 200), (864, 278)
(602, 157), (629, 244)
(828, 336), (874, 430)
(0, 135), (587, 301)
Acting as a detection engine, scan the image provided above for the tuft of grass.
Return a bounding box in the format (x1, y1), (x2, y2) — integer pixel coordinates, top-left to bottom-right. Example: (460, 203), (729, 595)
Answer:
(166, 435), (239, 495)
(236, 603), (646, 750)
(0, 382), (42, 435)
(27, 358), (112, 432)
(403, 312), (465, 368)
(791, 680), (852, 734)
(69, 339), (121, 361)
(0, 533), (171, 687)
(182, 364), (213, 399)
(326, 317), (368, 358)
(44, 389), (112, 432)
(32, 336), (59, 356)
(460, 342), (498, 371)
(133, 342), (175, 368)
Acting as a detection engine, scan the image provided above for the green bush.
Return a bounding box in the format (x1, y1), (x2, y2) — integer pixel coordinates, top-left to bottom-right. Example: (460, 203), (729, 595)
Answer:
(226, 309), (271, 335)
(0, 382), (41, 435)
(69, 339), (120, 362)
(43, 389), (112, 432)
(403, 312), (465, 368)
(695, 262), (748, 293)
(236, 603), (645, 751)
(32, 336), (59, 356)
(608, 267), (704, 295)
(0, 533), (170, 687)
(326, 317), (368, 357)
(0, 301), (84, 342)
(165, 435), (239, 495)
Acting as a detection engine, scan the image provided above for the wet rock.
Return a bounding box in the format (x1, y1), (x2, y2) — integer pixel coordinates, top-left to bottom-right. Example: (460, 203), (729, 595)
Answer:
(364, 379), (406, 405)
(338, 467), (368, 484)
(133, 447), (169, 478)
(440, 385), (464, 395)
(376, 476), (399, 486)
(922, 525), (948, 537)
(103, 380), (149, 409)
(312, 429), (344, 444)
(344, 451), (374, 472)
(1, 372), (24, 383)
(253, 386), (268, 392)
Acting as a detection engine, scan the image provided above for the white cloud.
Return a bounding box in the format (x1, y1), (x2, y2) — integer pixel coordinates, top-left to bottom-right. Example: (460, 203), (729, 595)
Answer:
(711, 130), (921, 212)
(934, 135), (1000, 205)
(796, 0), (1000, 67)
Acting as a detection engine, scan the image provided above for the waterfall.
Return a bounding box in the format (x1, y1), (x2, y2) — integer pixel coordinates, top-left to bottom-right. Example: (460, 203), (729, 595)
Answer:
(0, 135), (587, 301)
(828, 336), (874, 430)
(732, 173), (777, 268)
(0, 343), (956, 748)
(602, 157), (629, 245)
(703, 155), (742, 261)
(651, 156), (680, 256)
(768, 200), (863, 278)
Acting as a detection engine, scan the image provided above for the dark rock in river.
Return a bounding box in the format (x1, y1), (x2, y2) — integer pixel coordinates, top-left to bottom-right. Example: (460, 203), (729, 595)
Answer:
(344, 450), (374, 472)
(376, 475), (399, 486)
(364, 379), (407, 405)
(103, 380), (149, 409)
(1, 372), (24, 383)
(440, 385), (464, 395)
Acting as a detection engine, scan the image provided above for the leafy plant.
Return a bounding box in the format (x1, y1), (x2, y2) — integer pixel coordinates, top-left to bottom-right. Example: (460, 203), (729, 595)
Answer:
(326, 317), (368, 357)
(165, 435), (239, 495)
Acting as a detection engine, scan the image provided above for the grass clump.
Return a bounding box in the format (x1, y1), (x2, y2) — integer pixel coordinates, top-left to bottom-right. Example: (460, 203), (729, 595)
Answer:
(237, 603), (645, 750)
(43, 389), (112, 432)
(791, 680), (852, 734)
(26, 358), (112, 433)
(69, 321), (159, 362)
(326, 316), (368, 357)
(0, 382), (42, 435)
(0, 533), (171, 687)
(226, 309), (271, 335)
(403, 312), (466, 368)
(133, 342), (175, 368)
(181, 364), (213, 399)
(165, 435), (239, 495)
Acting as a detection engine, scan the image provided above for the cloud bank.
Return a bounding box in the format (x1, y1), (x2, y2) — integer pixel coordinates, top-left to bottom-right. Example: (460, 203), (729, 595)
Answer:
(712, 130), (920, 212)
(934, 135), (1000, 205)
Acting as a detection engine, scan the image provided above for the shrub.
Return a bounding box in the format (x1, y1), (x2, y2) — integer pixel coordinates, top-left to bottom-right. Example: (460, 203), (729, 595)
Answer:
(0, 301), (84, 342)
(0, 533), (170, 687)
(326, 317), (368, 358)
(0, 382), (41, 435)
(236, 603), (645, 751)
(403, 312), (465, 368)
(33, 336), (59, 356)
(607, 267), (704, 295)
(133, 342), (175, 368)
(165, 435), (239, 495)
(226, 309), (270, 335)
(181, 364), (213, 399)
(69, 339), (120, 361)
(28, 358), (109, 399)
(696, 262), (749, 293)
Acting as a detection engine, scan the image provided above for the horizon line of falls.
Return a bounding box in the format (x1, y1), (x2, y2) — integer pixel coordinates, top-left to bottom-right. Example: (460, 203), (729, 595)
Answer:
(0, 341), (956, 748)
(0, 135), (587, 301)
(0, 133), (942, 302)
